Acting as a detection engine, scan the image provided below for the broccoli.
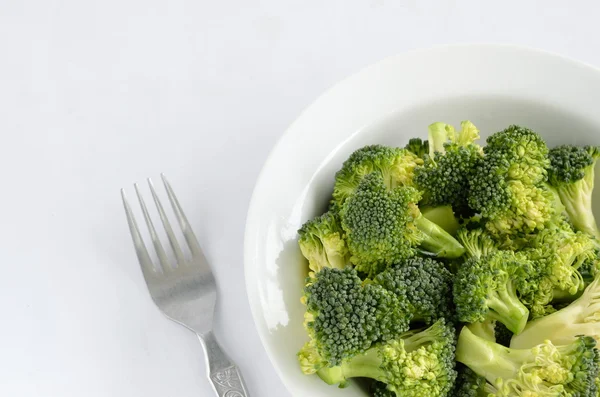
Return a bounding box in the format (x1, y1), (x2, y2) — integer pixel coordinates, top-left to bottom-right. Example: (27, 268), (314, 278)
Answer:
(456, 227), (497, 259)
(404, 138), (429, 159)
(371, 381), (395, 397)
(548, 144), (600, 240)
(332, 145), (423, 207)
(456, 325), (600, 396)
(298, 211), (350, 273)
(511, 275), (600, 349)
(518, 225), (598, 318)
(452, 364), (488, 397)
(468, 125), (557, 237)
(453, 250), (531, 334)
(414, 121), (483, 216)
(317, 319), (457, 397)
(340, 173), (465, 277)
(375, 257), (455, 325)
(298, 267), (412, 372)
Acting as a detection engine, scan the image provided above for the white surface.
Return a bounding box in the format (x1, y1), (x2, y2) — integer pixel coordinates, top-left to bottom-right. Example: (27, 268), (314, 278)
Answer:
(244, 45), (600, 397)
(2, 2), (600, 397)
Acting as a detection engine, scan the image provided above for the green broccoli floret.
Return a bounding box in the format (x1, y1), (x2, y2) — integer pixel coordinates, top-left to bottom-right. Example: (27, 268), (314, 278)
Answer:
(298, 267), (412, 372)
(375, 257), (455, 325)
(317, 319), (457, 397)
(456, 227), (497, 259)
(298, 211), (350, 273)
(548, 144), (600, 240)
(404, 138), (429, 159)
(453, 250), (531, 334)
(511, 275), (600, 349)
(452, 364), (489, 397)
(340, 173), (465, 276)
(414, 121), (483, 216)
(518, 226), (598, 318)
(456, 325), (600, 396)
(332, 145), (423, 207)
(371, 381), (395, 397)
(468, 125), (556, 237)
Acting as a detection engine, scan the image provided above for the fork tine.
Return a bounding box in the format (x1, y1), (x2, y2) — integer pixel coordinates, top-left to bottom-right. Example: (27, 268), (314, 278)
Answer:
(160, 174), (203, 258)
(148, 178), (186, 266)
(134, 183), (170, 271)
(121, 189), (158, 281)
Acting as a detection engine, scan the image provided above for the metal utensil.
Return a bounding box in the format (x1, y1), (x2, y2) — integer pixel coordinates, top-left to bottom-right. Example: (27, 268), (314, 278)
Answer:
(121, 174), (249, 397)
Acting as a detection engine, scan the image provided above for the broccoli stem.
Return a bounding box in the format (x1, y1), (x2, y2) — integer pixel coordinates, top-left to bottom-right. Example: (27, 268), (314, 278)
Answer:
(468, 319), (496, 342)
(558, 172), (600, 240)
(456, 326), (525, 383)
(317, 348), (384, 387)
(421, 205), (460, 235)
(415, 215), (465, 258)
(511, 276), (600, 348)
(485, 282), (529, 335)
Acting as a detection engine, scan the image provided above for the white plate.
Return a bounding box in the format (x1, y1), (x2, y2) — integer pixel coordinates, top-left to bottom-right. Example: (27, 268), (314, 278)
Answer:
(243, 44), (600, 397)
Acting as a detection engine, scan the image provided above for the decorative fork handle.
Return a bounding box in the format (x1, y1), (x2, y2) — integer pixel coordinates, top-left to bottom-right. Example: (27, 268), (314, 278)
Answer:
(199, 332), (250, 397)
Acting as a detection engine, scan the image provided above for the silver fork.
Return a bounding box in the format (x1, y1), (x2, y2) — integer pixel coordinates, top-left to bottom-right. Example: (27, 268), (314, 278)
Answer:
(121, 174), (250, 397)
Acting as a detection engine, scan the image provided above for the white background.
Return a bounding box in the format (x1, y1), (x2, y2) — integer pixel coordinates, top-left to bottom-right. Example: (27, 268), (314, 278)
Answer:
(1, 1), (600, 396)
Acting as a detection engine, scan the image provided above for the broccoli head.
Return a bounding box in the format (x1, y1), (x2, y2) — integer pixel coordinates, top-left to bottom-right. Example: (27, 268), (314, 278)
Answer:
(298, 211), (349, 273)
(548, 144), (600, 240)
(332, 145), (423, 207)
(404, 138), (429, 159)
(511, 274), (600, 349)
(299, 267), (411, 370)
(340, 173), (464, 277)
(456, 325), (600, 396)
(468, 125), (557, 237)
(375, 257), (455, 325)
(414, 121), (483, 216)
(317, 319), (457, 397)
(518, 226), (599, 318)
(452, 364), (489, 397)
(453, 250), (531, 334)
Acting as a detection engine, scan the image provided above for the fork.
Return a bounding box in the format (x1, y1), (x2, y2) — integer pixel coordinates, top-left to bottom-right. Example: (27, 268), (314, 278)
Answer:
(121, 174), (250, 397)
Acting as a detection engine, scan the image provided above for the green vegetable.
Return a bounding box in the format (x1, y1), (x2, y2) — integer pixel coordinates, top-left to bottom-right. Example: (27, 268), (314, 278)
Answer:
(298, 267), (411, 371)
(453, 250), (531, 334)
(404, 138), (429, 159)
(468, 125), (556, 237)
(511, 275), (600, 349)
(548, 144), (600, 240)
(456, 325), (600, 396)
(317, 319), (457, 397)
(375, 257), (455, 325)
(298, 211), (349, 273)
(332, 145), (422, 207)
(415, 121), (483, 217)
(340, 172), (464, 277)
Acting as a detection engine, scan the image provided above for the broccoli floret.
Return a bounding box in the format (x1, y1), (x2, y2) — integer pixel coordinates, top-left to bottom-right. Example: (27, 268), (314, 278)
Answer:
(340, 173), (465, 277)
(299, 267), (412, 370)
(518, 226), (598, 318)
(414, 121), (483, 216)
(453, 250), (531, 334)
(456, 227), (498, 259)
(317, 319), (457, 397)
(298, 211), (350, 273)
(548, 144), (600, 240)
(452, 364), (488, 397)
(404, 138), (429, 159)
(332, 145), (423, 207)
(511, 275), (600, 349)
(371, 381), (395, 397)
(484, 124), (550, 185)
(375, 257), (455, 325)
(456, 325), (600, 396)
(468, 125), (556, 237)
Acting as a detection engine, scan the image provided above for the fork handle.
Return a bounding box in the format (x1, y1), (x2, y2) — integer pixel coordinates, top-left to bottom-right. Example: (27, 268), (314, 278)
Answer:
(199, 332), (250, 397)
